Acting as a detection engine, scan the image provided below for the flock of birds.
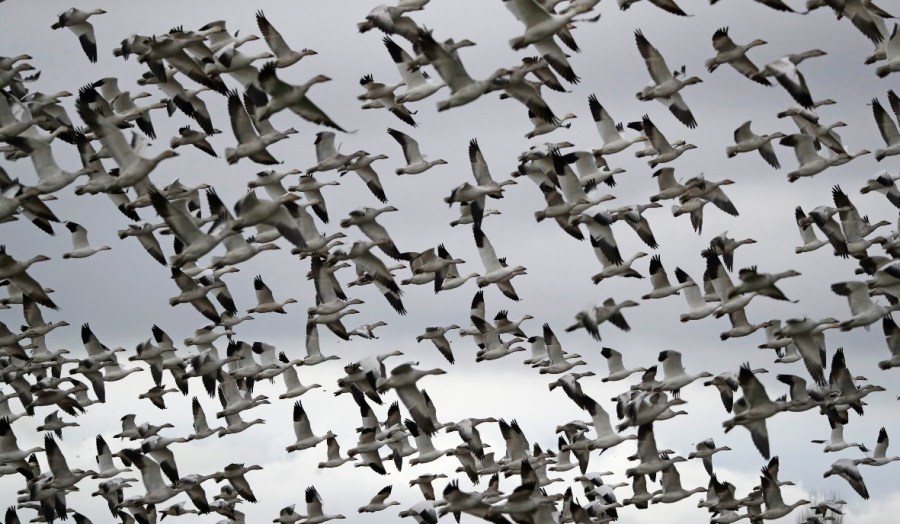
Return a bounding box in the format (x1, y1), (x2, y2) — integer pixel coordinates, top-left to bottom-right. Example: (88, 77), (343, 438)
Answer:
(1, 0), (900, 522)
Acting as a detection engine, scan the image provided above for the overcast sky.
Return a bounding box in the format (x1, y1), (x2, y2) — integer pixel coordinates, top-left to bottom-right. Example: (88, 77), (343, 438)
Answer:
(1, 0), (899, 522)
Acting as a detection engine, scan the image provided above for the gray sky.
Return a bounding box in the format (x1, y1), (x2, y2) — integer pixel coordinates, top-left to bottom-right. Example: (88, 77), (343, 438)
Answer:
(1, 0), (899, 522)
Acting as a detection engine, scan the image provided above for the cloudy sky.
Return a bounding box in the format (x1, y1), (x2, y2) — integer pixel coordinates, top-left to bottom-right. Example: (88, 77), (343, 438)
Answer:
(1, 0), (899, 522)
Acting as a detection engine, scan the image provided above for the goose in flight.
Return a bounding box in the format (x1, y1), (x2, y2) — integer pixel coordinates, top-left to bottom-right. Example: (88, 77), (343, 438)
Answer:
(383, 37), (444, 103)
(416, 28), (511, 111)
(705, 27), (770, 85)
(811, 420), (868, 453)
(831, 280), (900, 330)
(473, 226), (526, 301)
(248, 274), (297, 314)
(823, 458), (870, 499)
(416, 325), (459, 364)
(358, 485), (400, 513)
(503, 0), (597, 51)
(51, 8), (107, 63)
(287, 400), (334, 452)
(224, 89), (297, 164)
(169, 125), (219, 157)
(388, 128), (448, 174)
(255, 11), (317, 68)
(589, 95), (646, 156)
(62, 221), (110, 259)
(779, 133), (848, 183)
(871, 93), (900, 161)
(640, 116), (697, 167)
(764, 54), (821, 109)
(726, 121), (784, 168)
(634, 30), (701, 128)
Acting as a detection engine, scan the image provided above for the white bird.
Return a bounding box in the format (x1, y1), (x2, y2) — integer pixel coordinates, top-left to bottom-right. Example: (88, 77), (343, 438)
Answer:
(62, 221), (110, 259)
(634, 30), (701, 128)
(287, 400), (333, 452)
(51, 8), (107, 63)
(256, 10), (318, 68)
(388, 128), (447, 175)
(872, 92), (900, 161)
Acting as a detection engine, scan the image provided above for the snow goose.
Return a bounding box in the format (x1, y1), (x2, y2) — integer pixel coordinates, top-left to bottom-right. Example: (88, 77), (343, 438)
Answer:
(416, 28), (511, 111)
(416, 325), (460, 364)
(0, 419), (44, 472)
(764, 54), (820, 108)
(318, 435), (354, 469)
(757, 468), (809, 520)
(726, 121), (784, 168)
(255, 11), (317, 68)
(286, 400), (333, 452)
(773, 316), (837, 384)
(859, 169), (900, 207)
(186, 397), (223, 441)
(875, 23), (900, 77)
(877, 316), (900, 369)
(224, 89), (297, 164)
(723, 365), (791, 458)
(0, 247), (55, 309)
(688, 439), (731, 476)
(34, 410), (78, 440)
(307, 131), (366, 175)
(567, 298), (638, 339)
(339, 206), (404, 259)
(51, 8), (106, 63)
(872, 93), (900, 161)
(504, 0), (596, 51)
(247, 274), (296, 314)
(651, 462), (705, 504)
(640, 116), (696, 167)
(473, 316), (526, 362)
(229, 190), (308, 249)
(383, 37), (444, 103)
(358, 485), (400, 513)
(823, 458), (869, 499)
(705, 28), (770, 84)
(626, 424), (687, 479)
(61, 221), (110, 259)
(358, 73), (417, 126)
(399, 500), (438, 523)
(451, 205), (501, 227)
(473, 226), (526, 300)
(590, 251), (647, 284)
(358, 1), (428, 41)
(656, 350), (712, 396)
(780, 133), (848, 182)
(388, 128), (447, 175)
(831, 280), (900, 330)
(642, 255), (689, 299)
(9, 136), (97, 197)
(168, 268), (222, 323)
(75, 100), (178, 189)
(536, 324), (586, 374)
(728, 266), (799, 302)
(404, 418), (451, 465)
(339, 152), (390, 203)
(169, 125), (219, 157)
(794, 206), (831, 254)
(675, 267), (717, 322)
(811, 420), (868, 452)
(860, 427), (900, 466)
(598, 347), (646, 382)
(634, 31), (701, 128)
(119, 449), (193, 507)
(589, 95), (646, 156)
(574, 395), (637, 452)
